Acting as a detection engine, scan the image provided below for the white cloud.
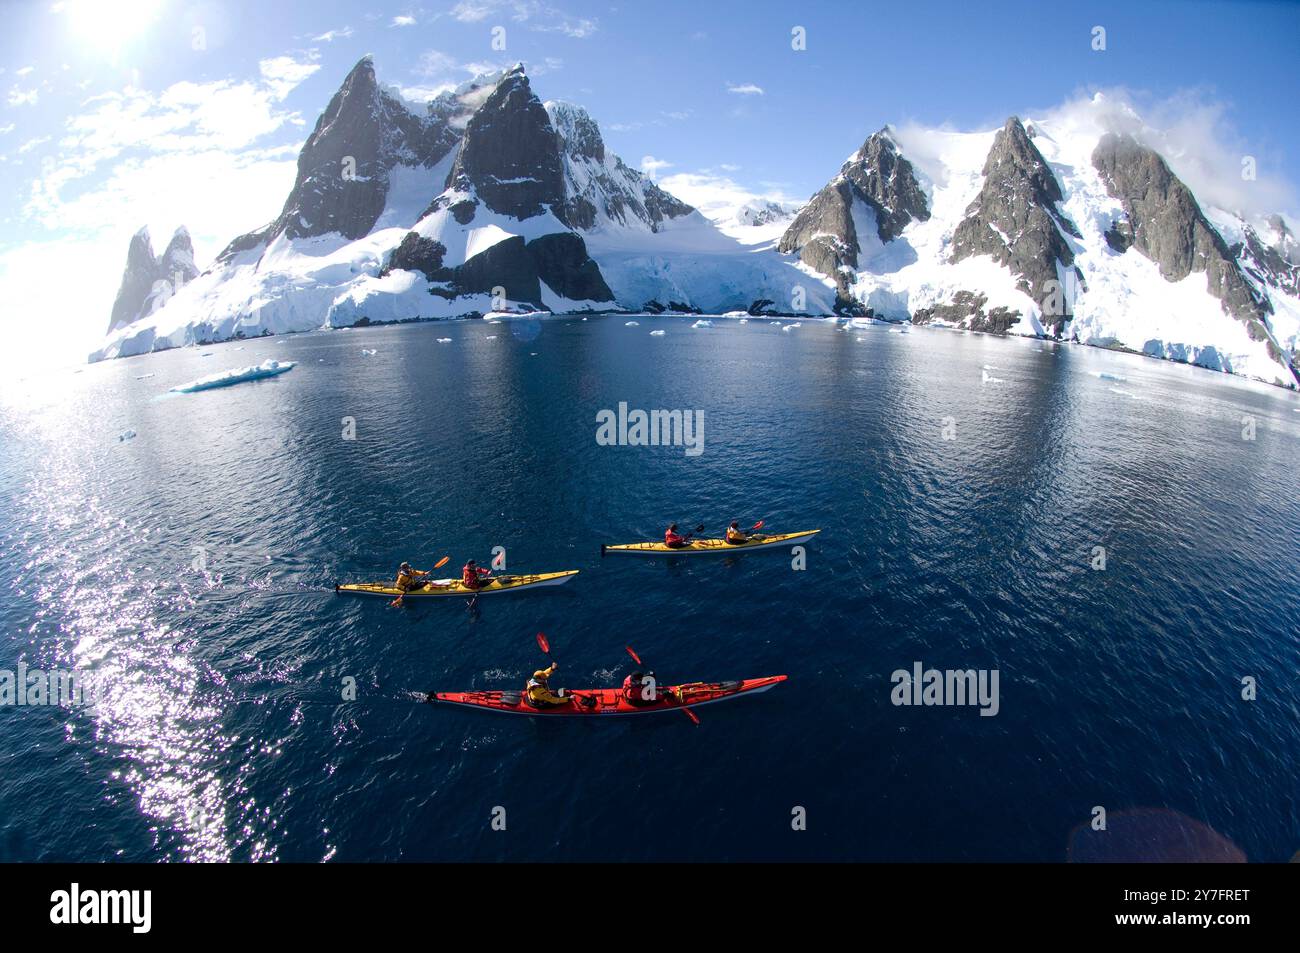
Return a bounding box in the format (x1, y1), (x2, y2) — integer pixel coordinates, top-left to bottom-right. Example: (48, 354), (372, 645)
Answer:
(659, 170), (794, 218)
(8, 87), (39, 106)
(17, 136), (50, 154)
(0, 123), (14, 135)
(640, 155), (672, 178)
(391, 14), (417, 27)
(16, 66), (35, 77)
(451, 0), (596, 37)
(726, 83), (764, 96)
(258, 55), (320, 101)
(311, 26), (353, 42)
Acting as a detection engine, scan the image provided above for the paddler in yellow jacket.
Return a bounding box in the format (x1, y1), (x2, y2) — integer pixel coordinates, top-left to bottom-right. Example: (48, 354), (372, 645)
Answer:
(526, 662), (572, 708)
(394, 562), (430, 592)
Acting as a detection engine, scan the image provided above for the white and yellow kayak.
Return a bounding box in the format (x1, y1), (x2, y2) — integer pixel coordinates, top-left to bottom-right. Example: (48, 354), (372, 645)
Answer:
(335, 570), (578, 598)
(601, 530), (820, 556)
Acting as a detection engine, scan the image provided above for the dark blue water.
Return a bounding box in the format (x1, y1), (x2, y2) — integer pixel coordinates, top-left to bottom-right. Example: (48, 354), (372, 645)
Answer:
(2, 316), (1298, 862)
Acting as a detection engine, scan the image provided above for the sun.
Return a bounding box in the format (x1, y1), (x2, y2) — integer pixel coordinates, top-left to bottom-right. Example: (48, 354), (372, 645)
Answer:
(61, 0), (166, 59)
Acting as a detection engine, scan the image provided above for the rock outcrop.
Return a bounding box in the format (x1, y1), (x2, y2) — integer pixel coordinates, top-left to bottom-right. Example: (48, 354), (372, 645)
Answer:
(1092, 132), (1273, 342)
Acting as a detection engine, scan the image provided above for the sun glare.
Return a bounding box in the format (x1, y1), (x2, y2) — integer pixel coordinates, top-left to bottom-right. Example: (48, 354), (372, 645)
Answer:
(63, 0), (166, 58)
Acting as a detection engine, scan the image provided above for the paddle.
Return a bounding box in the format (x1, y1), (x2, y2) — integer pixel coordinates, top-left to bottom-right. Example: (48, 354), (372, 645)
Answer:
(390, 556), (450, 607)
(624, 644), (699, 725)
(680, 523), (706, 544)
(534, 633), (591, 709)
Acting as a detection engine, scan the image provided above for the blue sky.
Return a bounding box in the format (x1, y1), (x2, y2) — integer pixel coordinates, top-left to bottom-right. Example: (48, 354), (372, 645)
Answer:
(1, 0), (1298, 363)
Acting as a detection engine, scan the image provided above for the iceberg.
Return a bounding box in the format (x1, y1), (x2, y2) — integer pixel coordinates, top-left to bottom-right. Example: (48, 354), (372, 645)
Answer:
(169, 359), (296, 394)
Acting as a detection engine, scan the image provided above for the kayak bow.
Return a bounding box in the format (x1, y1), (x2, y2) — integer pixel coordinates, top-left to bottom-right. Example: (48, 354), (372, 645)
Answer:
(336, 570), (578, 598)
(602, 530), (819, 556)
(429, 675), (786, 716)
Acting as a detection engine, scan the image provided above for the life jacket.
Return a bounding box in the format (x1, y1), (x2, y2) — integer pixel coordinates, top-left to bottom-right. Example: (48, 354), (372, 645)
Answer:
(396, 569), (419, 589)
(664, 529), (686, 546)
(725, 528), (746, 544)
(462, 565), (484, 588)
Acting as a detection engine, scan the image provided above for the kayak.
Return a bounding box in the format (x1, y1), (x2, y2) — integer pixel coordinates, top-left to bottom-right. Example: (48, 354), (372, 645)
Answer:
(429, 675), (786, 715)
(602, 530), (819, 556)
(335, 570), (578, 598)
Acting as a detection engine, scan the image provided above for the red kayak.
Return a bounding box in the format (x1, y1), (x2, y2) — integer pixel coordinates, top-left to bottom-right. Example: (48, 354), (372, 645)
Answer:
(428, 675), (786, 716)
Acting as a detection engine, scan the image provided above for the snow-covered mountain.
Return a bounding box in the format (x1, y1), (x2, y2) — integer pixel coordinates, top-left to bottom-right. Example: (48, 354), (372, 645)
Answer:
(92, 67), (1299, 389)
(778, 99), (1300, 388)
(91, 58), (831, 360)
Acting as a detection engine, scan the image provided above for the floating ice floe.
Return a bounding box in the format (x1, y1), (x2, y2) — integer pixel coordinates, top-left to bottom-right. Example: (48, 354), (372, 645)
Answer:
(1094, 371), (1127, 382)
(691, 319), (714, 329)
(769, 321), (781, 326)
(625, 321), (640, 327)
(170, 359), (296, 393)
(437, 337), (452, 343)
(118, 429), (136, 442)
(135, 373), (155, 380)
(650, 329), (666, 336)
(485, 335), (497, 340)
(782, 322), (801, 332)
(981, 369), (1004, 384)
(738, 318), (749, 325)
(361, 348), (377, 355)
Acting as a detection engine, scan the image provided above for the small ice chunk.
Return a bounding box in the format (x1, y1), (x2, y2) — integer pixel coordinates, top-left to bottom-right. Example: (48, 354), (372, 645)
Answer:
(691, 319), (714, 329)
(437, 337), (452, 343)
(650, 329), (666, 336)
(118, 429), (136, 442)
(625, 321), (640, 327)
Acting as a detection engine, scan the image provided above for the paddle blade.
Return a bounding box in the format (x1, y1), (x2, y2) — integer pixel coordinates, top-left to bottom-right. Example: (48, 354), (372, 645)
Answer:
(434, 555), (450, 569)
(681, 705), (700, 725)
(693, 524), (705, 534)
(625, 645), (643, 665)
(536, 632), (550, 654)
(752, 520), (765, 530)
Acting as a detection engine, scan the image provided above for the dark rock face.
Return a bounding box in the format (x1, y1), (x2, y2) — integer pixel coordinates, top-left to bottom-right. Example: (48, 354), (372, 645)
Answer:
(1092, 132), (1272, 342)
(445, 231), (612, 306)
(951, 117), (1080, 332)
(218, 57), (461, 261)
(452, 235), (542, 304)
(446, 67), (566, 221)
(913, 291), (1020, 333)
(778, 128), (929, 285)
(107, 226), (199, 333)
(382, 232), (451, 282)
(525, 233), (613, 301)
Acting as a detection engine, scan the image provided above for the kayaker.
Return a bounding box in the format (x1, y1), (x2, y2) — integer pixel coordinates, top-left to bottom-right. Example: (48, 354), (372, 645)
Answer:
(664, 523), (688, 548)
(526, 662), (571, 708)
(461, 559), (492, 590)
(395, 561), (430, 591)
(725, 521), (749, 545)
(622, 670), (659, 705)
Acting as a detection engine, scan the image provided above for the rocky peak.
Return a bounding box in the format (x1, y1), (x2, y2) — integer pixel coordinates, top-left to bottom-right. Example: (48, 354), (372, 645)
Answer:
(107, 226), (197, 334)
(1092, 132), (1273, 340)
(950, 116), (1081, 332)
(445, 66), (566, 221)
(217, 56), (464, 261)
(778, 126), (929, 299)
(842, 127), (931, 242)
(546, 101), (604, 163)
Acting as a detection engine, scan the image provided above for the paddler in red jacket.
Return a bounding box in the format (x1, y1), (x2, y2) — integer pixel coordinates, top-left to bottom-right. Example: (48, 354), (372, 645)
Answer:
(664, 523), (688, 548)
(461, 559), (492, 590)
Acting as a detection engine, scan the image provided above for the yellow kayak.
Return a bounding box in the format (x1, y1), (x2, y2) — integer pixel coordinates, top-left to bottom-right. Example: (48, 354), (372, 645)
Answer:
(601, 530), (820, 556)
(335, 570), (578, 598)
